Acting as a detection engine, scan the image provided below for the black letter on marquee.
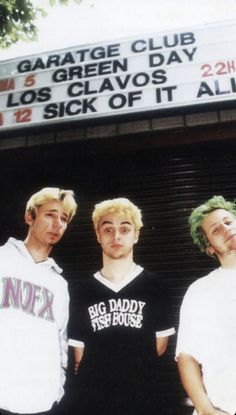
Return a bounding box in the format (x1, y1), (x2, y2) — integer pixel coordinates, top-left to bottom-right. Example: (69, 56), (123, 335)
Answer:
(197, 82), (214, 98)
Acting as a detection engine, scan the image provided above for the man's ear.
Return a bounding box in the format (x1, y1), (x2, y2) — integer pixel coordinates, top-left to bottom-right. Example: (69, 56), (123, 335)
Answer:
(96, 230), (101, 244)
(206, 245), (215, 257)
(134, 230), (140, 244)
(24, 211), (34, 226)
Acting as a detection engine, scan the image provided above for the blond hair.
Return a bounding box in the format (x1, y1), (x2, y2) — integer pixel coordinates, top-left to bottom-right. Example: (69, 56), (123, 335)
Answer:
(92, 198), (143, 232)
(25, 187), (77, 223)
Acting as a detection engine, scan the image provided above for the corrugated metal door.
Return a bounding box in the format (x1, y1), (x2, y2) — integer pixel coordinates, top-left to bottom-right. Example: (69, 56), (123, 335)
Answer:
(1, 136), (236, 413)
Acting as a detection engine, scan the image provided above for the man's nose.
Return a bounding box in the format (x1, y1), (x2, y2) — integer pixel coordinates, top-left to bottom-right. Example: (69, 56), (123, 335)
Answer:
(114, 230), (121, 240)
(53, 217), (62, 228)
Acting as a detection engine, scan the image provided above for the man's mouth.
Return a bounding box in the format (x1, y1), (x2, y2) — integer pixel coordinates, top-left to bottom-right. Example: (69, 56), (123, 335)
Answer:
(225, 234), (236, 242)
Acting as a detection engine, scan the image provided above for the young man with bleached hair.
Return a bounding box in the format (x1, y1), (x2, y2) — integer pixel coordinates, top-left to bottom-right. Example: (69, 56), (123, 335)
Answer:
(176, 195), (236, 415)
(0, 187), (77, 415)
(69, 197), (175, 414)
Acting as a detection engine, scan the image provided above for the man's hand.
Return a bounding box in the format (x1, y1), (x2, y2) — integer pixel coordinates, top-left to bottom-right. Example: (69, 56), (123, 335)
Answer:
(74, 361), (80, 375)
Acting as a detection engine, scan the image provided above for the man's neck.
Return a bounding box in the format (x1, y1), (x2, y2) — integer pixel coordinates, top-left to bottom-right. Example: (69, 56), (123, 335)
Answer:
(101, 256), (136, 284)
(24, 237), (52, 263)
(219, 250), (236, 269)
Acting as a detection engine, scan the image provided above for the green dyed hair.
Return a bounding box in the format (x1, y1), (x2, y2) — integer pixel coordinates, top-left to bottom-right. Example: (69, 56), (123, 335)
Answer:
(189, 195), (236, 252)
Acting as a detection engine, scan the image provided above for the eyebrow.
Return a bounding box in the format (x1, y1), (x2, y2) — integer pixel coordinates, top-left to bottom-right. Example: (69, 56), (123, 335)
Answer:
(101, 220), (132, 226)
(209, 215), (232, 230)
(46, 209), (69, 219)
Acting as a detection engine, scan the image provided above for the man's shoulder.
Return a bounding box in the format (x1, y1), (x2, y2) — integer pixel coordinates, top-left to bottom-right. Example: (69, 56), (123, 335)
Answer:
(136, 269), (170, 294)
(0, 237), (18, 257)
(188, 268), (218, 289)
(141, 268), (166, 285)
(0, 237), (16, 247)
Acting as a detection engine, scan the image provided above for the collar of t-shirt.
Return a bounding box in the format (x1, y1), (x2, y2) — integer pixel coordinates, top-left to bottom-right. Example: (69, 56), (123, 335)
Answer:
(7, 237), (62, 274)
(94, 264), (144, 293)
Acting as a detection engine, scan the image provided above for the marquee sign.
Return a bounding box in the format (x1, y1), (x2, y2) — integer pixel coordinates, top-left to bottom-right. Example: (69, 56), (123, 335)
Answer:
(0, 21), (236, 130)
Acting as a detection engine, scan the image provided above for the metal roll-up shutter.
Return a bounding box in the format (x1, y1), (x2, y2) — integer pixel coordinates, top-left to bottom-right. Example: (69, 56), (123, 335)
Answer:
(1, 135), (236, 413)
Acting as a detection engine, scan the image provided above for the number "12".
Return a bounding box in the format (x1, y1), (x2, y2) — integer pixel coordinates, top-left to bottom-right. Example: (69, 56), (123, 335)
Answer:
(14, 108), (32, 123)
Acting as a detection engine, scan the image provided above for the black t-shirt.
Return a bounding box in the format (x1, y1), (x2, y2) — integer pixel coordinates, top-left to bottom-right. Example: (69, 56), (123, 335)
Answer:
(68, 268), (174, 414)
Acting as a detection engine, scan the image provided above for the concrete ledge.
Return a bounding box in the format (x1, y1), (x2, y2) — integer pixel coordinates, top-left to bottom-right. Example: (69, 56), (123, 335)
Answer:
(185, 111), (219, 126)
(220, 109), (236, 122)
(27, 132), (55, 147)
(2, 108), (236, 151)
(118, 120), (151, 135)
(0, 136), (26, 150)
(86, 124), (117, 139)
(56, 128), (86, 143)
(152, 115), (184, 130)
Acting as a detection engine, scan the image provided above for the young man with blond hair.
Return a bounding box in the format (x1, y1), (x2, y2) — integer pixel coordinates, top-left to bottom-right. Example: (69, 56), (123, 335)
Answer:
(176, 195), (236, 415)
(69, 197), (175, 414)
(0, 187), (77, 415)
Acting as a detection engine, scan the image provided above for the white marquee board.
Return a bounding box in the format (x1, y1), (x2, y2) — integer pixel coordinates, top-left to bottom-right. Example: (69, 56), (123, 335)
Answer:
(0, 21), (236, 130)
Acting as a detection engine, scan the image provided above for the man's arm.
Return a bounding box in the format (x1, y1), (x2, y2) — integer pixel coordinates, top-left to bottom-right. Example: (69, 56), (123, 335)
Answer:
(156, 337), (168, 356)
(74, 346), (84, 374)
(177, 353), (230, 415)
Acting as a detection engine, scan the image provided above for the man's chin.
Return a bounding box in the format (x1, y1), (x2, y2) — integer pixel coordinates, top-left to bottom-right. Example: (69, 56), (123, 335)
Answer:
(108, 252), (130, 260)
(48, 238), (60, 246)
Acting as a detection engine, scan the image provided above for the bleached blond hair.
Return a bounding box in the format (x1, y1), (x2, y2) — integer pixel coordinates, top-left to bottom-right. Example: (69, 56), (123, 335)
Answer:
(92, 197), (143, 232)
(25, 187), (77, 223)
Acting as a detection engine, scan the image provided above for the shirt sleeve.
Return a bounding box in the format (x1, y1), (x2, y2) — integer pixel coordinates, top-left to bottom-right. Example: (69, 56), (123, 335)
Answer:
(58, 283), (70, 387)
(175, 283), (204, 363)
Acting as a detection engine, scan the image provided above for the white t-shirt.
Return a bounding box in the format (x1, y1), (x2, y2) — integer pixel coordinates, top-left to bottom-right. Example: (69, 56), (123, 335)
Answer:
(176, 267), (236, 415)
(0, 238), (69, 413)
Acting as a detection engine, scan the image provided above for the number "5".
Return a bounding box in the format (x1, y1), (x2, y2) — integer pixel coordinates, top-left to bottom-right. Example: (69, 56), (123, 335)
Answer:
(24, 74), (36, 87)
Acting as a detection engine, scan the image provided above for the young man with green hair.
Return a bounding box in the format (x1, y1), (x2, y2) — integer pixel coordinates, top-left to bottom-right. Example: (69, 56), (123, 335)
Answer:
(176, 195), (236, 415)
